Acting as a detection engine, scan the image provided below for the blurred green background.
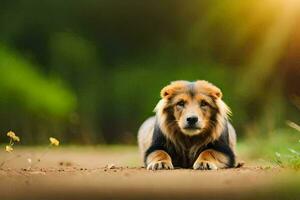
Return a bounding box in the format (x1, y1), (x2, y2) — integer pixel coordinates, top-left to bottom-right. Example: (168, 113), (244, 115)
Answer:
(0, 0), (299, 145)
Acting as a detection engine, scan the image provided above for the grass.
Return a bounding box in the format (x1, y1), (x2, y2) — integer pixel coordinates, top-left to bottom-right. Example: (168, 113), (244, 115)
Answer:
(238, 125), (300, 169)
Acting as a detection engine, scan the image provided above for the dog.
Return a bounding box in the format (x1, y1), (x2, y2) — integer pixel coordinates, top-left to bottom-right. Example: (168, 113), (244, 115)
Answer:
(138, 80), (236, 170)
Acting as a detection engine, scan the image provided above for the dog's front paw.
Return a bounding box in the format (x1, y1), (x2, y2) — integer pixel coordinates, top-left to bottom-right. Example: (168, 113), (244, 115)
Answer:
(193, 160), (218, 170)
(146, 150), (174, 170)
(147, 160), (174, 170)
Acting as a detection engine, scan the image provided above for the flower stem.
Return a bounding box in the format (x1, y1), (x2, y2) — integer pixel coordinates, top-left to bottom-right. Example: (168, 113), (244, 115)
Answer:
(30, 144), (52, 169)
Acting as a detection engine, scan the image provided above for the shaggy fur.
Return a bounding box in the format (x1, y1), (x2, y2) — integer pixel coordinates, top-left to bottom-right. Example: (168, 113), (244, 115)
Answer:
(138, 80), (236, 170)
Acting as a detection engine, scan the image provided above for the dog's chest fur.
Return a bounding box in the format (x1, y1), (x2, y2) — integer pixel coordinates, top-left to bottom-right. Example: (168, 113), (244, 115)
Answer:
(146, 121), (230, 168)
(166, 134), (212, 167)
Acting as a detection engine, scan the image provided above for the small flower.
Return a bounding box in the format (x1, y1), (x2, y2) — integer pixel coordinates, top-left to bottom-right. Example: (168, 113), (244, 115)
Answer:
(7, 131), (20, 142)
(49, 137), (59, 146)
(12, 135), (20, 142)
(5, 145), (13, 153)
(7, 131), (16, 138)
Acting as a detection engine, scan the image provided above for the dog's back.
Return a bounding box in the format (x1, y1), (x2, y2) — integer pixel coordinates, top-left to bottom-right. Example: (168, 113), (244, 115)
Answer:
(138, 116), (155, 158)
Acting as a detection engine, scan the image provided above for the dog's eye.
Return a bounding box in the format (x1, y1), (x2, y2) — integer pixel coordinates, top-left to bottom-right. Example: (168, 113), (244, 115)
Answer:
(176, 100), (185, 107)
(200, 100), (209, 107)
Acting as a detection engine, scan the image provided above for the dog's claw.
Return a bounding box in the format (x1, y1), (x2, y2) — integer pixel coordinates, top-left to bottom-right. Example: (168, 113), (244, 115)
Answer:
(147, 161), (174, 170)
(193, 160), (218, 170)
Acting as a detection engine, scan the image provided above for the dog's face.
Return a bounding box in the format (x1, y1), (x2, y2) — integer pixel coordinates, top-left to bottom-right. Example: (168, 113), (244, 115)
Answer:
(172, 92), (216, 136)
(159, 80), (223, 136)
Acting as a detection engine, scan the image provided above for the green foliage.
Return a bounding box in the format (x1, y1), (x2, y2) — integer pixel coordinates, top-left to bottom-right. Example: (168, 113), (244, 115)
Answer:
(238, 125), (300, 170)
(0, 0), (299, 143)
(275, 149), (300, 170)
(274, 123), (300, 170)
(0, 44), (76, 117)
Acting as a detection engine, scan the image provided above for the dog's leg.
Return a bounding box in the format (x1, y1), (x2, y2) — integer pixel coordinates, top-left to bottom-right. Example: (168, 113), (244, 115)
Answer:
(193, 149), (230, 170)
(146, 150), (174, 170)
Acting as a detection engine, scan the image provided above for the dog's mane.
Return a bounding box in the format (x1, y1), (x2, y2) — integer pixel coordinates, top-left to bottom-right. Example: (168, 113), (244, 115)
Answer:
(154, 89), (231, 154)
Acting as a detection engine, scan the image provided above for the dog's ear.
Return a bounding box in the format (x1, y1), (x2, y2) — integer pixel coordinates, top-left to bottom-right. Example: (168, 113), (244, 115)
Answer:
(210, 88), (222, 99)
(160, 85), (172, 99)
(208, 85), (222, 99)
(160, 84), (177, 99)
(160, 81), (188, 99)
(196, 80), (223, 99)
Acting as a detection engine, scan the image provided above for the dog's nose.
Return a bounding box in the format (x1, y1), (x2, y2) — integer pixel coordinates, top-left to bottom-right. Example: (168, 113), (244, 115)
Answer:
(186, 116), (198, 125)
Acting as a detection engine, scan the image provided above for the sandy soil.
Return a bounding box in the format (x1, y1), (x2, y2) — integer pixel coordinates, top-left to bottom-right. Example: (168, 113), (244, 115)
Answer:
(0, 147), (299, 200)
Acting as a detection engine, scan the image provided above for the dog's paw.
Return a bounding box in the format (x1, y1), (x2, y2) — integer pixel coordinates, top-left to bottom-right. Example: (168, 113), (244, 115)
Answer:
(147, 161), (174, 170)
(193, 160), (218, 170)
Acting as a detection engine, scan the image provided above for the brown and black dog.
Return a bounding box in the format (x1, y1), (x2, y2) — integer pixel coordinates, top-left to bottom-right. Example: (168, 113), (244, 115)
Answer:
(138, 80), (236, 170)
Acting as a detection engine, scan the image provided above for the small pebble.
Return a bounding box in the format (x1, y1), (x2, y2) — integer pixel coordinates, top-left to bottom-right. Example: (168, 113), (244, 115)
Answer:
(107, 164), (116, 169)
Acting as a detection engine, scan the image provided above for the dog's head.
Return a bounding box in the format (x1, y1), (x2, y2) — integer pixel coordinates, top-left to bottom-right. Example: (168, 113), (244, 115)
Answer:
(155, 80), (230, 137)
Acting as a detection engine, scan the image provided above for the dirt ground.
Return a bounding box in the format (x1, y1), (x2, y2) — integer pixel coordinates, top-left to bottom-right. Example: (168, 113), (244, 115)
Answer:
(0, 146), (300, 200)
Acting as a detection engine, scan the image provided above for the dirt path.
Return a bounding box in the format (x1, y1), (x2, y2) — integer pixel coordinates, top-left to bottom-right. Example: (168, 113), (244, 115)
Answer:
(0, 147), (299, 200)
